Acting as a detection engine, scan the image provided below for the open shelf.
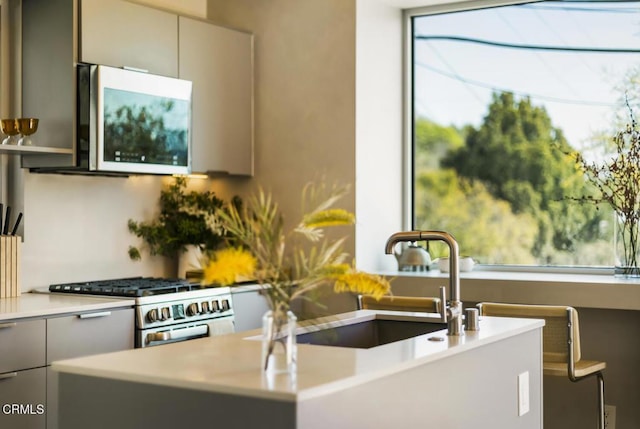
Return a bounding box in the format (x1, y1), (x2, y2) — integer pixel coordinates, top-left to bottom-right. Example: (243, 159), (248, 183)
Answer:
(0, 145), (73, 156)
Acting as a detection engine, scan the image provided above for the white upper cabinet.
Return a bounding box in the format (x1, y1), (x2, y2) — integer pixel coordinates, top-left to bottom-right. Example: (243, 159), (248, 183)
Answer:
(79, 0), (178, 77)
(179, 17), (254, 176)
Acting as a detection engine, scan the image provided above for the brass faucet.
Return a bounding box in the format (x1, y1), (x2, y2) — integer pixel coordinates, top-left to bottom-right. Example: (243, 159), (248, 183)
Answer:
(385, 231), (463, 336)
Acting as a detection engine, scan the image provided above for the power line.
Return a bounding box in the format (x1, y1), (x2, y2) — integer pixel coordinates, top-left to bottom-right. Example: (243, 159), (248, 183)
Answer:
(493, 8), (584, 99)
(422, 43), (486, 106)
(520, 4), (639, 13)
(415, 35), (640, 53)
(416, 60), (617, 107)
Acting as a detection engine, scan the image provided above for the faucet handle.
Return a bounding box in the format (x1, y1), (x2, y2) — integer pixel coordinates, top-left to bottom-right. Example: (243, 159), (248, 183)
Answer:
(437, 286), (447, 323)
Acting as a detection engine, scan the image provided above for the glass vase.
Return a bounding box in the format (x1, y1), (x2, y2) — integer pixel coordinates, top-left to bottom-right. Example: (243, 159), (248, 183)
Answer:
(261, 308), (297, 374)
(614, 214), (640, 277)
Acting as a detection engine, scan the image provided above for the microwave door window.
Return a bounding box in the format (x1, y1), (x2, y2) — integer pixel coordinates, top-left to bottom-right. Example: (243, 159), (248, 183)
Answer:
(102, 88), (190, 172)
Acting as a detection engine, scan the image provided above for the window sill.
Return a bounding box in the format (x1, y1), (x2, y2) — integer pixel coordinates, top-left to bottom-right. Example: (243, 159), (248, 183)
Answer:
(380, 269), (640, 311)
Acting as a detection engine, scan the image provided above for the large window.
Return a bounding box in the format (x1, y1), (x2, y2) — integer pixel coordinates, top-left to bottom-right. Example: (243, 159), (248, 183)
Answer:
(410, 0), (640, 268)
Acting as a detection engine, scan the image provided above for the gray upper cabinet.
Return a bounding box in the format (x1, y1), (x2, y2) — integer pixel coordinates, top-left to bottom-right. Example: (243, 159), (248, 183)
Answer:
(179, 17), (254, 176)
(21, 0), (76, 159)
(21, 1), (253, 175)
(79, 0), (178, 77)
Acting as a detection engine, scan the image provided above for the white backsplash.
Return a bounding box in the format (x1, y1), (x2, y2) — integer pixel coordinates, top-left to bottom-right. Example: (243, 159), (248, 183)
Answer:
(21, 172), (171, 290)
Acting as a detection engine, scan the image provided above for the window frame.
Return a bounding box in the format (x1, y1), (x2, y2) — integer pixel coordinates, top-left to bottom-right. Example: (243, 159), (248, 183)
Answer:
(401, 0), (616, 275)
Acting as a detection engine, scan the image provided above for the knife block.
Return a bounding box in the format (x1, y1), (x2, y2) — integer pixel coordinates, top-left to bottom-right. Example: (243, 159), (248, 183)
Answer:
(0, 235), (21, 298)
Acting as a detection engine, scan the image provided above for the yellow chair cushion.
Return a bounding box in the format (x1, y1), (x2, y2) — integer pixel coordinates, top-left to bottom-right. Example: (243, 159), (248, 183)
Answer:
(544, 360), (606, 378)
(360, 295), (441, 313)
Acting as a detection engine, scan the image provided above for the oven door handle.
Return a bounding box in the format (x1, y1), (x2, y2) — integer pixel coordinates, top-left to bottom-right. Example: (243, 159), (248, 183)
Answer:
(145, 324), (209, 345)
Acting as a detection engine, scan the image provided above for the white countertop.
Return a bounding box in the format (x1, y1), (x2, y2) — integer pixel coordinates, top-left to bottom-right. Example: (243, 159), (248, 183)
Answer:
(52, 310), (543, 402)
(0, 292), (135, 321)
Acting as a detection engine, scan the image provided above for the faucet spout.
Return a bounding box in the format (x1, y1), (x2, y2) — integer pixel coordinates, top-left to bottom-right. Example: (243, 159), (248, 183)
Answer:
(385, 230), (463, 336)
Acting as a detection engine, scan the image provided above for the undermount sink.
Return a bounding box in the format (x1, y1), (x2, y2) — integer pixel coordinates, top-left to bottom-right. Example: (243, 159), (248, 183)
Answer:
(296, 315), (446, 349)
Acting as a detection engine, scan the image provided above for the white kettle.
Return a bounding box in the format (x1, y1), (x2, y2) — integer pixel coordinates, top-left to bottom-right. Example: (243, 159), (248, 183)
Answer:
(394, 242), (431, 271)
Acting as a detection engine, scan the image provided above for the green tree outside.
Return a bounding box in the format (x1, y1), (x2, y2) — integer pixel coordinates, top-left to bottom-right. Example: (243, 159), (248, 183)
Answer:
(414, 92), (610, 266)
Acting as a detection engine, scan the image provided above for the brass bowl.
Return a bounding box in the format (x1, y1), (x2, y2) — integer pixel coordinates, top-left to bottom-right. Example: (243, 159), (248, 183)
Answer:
(1, 119), (19, 145)
(17, 118), (39, 146)
(17, 117), (39, 136)
(1, 119), (19, 135)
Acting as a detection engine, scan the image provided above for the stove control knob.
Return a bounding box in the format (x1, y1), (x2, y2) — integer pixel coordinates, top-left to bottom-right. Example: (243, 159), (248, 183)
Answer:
(221, 299), (231, 312)
(201, 301), (210, 313)
(161, 307), (171, 321)
(146, 308), (159, 323)
(186, 303), (199, 317)
(211, 300), (220, 312)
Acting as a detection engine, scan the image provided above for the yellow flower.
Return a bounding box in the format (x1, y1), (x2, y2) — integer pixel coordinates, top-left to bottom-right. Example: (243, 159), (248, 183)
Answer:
(302, 209), (355, 228)
(203, 248), (257, 286)
(333, 272), (391, 300)
(317, 263), (350, 277)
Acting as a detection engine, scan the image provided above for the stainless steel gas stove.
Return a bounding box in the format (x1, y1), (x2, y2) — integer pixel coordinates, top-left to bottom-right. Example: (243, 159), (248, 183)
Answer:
(49, 277), (235, 347)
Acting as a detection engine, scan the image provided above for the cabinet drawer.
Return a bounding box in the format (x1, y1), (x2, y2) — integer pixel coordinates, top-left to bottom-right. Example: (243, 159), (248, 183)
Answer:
(0, 320), (46, 373)
(47, 308), (134, 364)
(0, 367), (46, 429)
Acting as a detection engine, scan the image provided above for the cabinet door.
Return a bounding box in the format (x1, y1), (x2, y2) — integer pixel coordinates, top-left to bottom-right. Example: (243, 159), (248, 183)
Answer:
(79, 0), (178, 77)
(179, 17), (254, 175)
(0, 320), (46, 373)
(46, 308), (134, 364)
(231, 287), (269, 332)
(0, 368), (46, 429)
(45, 308), (134, 429)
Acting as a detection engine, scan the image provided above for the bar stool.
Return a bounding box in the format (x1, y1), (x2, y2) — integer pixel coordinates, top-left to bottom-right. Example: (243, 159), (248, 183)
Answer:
(357, 294), (441, 314)
(478, 302), (606, 429)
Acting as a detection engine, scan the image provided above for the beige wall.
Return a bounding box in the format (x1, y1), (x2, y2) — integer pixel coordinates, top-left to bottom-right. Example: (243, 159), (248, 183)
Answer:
(205, 0), (360, 316)
(205, 0), (357, 229)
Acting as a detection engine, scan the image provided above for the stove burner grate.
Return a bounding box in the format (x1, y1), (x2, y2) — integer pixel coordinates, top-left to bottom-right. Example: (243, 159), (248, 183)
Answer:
(49, 277), (196, 297)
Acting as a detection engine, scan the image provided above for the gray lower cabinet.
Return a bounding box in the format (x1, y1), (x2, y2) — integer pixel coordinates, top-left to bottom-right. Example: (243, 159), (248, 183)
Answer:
(231, 287), (269, 332)
(0, 368), (47, 429)
(0, 320), (46, 429)
(0, 307), (134, 429)
(46, 308), (134, 429)
(0, 320), (46, 374)
(46, 308), (134, 364)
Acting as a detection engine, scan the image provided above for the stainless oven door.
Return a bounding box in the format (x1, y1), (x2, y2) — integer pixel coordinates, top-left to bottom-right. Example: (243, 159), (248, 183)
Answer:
(137, 316), (235, 348)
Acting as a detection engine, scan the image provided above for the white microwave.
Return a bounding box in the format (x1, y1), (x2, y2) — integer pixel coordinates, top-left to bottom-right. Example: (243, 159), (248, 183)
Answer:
(76, 64), (193, 175)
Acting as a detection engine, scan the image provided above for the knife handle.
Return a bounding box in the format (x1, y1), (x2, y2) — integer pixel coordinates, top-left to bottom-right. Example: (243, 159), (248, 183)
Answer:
(10, 213), (22, 236)
(1, 205), (8, 235)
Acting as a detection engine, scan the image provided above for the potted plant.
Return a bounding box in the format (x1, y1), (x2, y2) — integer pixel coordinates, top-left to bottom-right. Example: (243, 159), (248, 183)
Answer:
(569, 99), (640, 276)
(201, 182), (391, 374)
(128, 176), (240, 276)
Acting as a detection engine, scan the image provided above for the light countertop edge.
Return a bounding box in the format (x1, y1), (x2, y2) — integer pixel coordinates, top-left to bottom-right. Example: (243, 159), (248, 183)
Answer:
(0, 293), (135, 321)
(51, 311), (543, 402)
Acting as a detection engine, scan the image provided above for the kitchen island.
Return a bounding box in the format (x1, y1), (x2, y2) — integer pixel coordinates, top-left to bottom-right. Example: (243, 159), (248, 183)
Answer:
(52, 310), (543, 429)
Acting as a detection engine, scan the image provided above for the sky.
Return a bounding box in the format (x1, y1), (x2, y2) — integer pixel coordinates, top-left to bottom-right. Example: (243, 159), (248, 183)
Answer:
(413, 1), (640, 151)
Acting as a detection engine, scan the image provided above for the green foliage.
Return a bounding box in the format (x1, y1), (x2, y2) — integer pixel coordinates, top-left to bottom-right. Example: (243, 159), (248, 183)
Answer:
(128, 177), (239, 259)
(414, 118), (465, 171)
(415, 169), (538, 264)
(437, 92), (605, 262)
